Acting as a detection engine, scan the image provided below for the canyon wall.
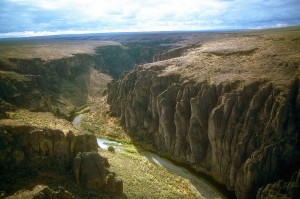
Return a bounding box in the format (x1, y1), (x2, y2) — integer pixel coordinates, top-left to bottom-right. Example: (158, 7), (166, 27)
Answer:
(0, 124), (97, 188)
(107, 31), (300, 198)
(0, 44), (159, 119)
(0, 124), (123, 196)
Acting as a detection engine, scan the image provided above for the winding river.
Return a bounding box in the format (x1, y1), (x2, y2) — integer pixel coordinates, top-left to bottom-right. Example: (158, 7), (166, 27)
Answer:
(73, 115), (229, 198)
(97, 138), (226, 199)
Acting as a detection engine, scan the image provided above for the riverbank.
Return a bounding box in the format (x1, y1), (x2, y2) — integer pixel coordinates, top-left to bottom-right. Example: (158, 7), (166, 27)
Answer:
(100, 146), (202, 198)
(72, 94), (233, 198)
(73, 98), (233, 198)
(98, 138), (227, 199)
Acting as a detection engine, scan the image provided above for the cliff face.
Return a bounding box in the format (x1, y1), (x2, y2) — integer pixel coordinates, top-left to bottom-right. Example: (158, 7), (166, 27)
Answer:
(153, 43), (200, 62)
(0, 123), (97, 193)
(0, 123), (123, 197)
(0, 124), (97, 173)
(107, 30), (300, 198)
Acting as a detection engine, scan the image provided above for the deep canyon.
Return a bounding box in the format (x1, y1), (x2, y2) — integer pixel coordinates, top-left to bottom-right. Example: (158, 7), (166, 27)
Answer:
(0, 28), (300, 198)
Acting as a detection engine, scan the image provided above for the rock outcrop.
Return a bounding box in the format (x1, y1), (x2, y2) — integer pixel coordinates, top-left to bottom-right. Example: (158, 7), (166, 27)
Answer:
(257, 169), (300, 199)
(0, 124), (124, 196)
(0, 124), (95, 192)
(5, 185), (75, 199)
(0, 125), (97, 172)
(153, 43), (200, 62)
(107, 29), (300, 198)
(73, 152), (123, 194)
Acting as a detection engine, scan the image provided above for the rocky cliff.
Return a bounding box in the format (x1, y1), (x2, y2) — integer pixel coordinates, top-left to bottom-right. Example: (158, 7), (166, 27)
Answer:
(0, 123), (123, 197)
(107, 29), (300, 198)
(0, 124), (97, 187)
(153, 43), (201, 62)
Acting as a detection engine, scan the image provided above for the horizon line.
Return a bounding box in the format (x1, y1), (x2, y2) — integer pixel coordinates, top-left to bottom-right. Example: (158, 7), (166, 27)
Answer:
(0, 25), (299, 39)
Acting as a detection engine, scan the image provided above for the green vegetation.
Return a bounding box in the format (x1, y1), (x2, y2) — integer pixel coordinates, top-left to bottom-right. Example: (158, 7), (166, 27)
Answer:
(100, 147), (199, 199)
(3, 109), (78, 134)
(107, 146), (115, 153)
(80, 96), (131, 142)
(0, 71), (31, 82)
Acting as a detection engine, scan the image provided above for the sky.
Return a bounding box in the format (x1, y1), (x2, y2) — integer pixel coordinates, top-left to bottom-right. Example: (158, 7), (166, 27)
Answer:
(0, 0), (299, 38)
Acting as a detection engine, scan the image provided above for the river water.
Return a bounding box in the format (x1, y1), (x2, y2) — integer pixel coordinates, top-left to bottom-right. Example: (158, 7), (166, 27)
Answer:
(72, 114), (83, 128)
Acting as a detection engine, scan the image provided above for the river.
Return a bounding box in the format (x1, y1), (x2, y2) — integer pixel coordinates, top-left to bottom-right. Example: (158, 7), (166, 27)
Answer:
(72, 114), (83, 128)
(97, 138), (225, 199)
(73, 115), (227, 198)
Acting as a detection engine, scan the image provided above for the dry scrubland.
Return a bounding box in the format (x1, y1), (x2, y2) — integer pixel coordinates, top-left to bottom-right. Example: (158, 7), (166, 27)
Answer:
(0, 40), (120, 60)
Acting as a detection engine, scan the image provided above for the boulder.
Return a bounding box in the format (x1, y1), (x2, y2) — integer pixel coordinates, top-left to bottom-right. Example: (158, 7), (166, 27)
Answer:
(73, 152), (123, 194)
(105, 174), (123, 194)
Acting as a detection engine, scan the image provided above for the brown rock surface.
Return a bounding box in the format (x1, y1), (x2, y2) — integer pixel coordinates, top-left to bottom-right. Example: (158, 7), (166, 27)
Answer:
(0, 123), (123, 197)
(0, 123), (98, 194)
(0, 124), (98, 170)
(73, 151), (123, 194)
(256, 169), (300, 199)
(107, 28), (300, 198)
(4, 185), (75, 199)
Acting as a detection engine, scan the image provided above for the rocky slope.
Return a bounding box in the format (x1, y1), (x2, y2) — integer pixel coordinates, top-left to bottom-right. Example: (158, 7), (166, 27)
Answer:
(0, 124), (97, 172)
(0, 43), (159, 120)
(107, 28), (300, 198)
(0, 122), (123, 198)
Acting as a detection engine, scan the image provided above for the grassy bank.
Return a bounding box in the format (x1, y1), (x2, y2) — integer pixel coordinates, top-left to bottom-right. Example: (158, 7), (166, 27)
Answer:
(100, 147), (200, 199)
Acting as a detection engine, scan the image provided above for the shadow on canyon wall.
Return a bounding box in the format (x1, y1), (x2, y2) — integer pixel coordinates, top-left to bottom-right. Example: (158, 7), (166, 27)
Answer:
(106, 27), (300, 199)
(0, 43), (162, 121)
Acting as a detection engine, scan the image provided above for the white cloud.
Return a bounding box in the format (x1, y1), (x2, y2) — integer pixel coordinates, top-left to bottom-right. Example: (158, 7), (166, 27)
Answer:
(1, 0), (300, 37)
(0, 30), (102, 38)
(7, 0), (229, 23)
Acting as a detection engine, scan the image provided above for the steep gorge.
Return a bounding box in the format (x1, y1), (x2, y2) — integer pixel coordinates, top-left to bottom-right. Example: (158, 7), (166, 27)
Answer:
(107, 30), (300, 198)
(0, 43), (160, 120)
(0, 33), (208, 198)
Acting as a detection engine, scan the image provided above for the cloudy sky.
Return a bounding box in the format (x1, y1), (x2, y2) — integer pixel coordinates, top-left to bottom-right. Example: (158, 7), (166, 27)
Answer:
(0, 0), (299, 38)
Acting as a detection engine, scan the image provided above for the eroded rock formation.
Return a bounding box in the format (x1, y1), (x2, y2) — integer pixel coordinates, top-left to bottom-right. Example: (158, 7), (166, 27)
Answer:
(0, 125), (97, 171)
(257, 169), (300, 199)
(73, 152), (123, 195)
(107, 30), (300, 198)
(5, 185), (75, 199)
(0, 124), (123, 197)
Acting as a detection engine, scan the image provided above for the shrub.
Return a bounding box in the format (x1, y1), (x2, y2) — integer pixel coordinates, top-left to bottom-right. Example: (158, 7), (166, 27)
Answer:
(108, 146), (115, 153)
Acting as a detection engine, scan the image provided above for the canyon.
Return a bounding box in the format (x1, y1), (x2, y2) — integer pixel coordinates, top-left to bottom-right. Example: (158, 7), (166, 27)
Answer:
(0, 28), (299, 198)
(107, 28), (300, 198)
